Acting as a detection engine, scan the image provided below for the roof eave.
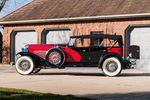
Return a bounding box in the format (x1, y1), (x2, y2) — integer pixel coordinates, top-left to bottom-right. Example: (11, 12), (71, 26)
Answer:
(1, 13), (150, 25)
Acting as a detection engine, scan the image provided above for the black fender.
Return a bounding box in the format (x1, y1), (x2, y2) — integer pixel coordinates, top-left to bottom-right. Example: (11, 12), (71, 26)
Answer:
(45, 47), (65, 66)
(16, 51), (59, 68)
(98, 53), (125, 69)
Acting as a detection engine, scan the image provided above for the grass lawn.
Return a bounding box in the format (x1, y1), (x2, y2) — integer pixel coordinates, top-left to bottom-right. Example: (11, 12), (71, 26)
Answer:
(0, 87), (93, 100)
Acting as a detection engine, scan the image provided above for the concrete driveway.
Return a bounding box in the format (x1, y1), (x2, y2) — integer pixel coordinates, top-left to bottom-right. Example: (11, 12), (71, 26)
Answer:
(1, 65), (150, 100)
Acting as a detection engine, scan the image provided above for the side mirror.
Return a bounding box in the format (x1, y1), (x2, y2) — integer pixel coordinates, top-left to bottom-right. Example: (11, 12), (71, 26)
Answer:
(128, 45), (140, 59)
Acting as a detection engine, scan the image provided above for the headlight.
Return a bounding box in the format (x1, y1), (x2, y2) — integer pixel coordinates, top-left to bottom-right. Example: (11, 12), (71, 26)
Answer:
(25, 44), (29, 49)
(16, 54), (21, 58)
(24, 44), (29, 52)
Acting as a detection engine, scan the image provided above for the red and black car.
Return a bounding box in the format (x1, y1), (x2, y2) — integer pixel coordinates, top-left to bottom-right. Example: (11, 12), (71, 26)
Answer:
(15, 34), (140, 76)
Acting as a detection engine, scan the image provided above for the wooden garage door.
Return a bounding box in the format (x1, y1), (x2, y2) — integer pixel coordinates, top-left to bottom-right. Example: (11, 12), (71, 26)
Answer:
(131, 27), (150, 69)
(46, 29), (72, 44)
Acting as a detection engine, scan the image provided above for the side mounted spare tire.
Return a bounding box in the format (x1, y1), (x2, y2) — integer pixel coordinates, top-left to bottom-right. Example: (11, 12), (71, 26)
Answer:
(102, 57), (122, 77)
(15, 56), (34, 75)
(46, 49), (64, 66)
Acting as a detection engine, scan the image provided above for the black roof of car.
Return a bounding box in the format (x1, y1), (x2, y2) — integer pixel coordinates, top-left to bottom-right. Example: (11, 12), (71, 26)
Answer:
(71, 34), (122, 40)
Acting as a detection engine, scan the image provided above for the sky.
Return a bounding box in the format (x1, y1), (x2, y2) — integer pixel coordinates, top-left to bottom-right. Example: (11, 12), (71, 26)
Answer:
(0, 0), (32, 33)
(0, 0), (32, 18)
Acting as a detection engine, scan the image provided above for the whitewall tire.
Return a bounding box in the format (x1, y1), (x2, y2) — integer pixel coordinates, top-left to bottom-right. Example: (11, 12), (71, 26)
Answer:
(15, 56), (34, 75)
(102, 57), (122, 77)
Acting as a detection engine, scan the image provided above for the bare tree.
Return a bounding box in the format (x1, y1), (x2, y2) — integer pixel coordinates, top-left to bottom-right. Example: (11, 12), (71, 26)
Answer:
(0, 0), (6, 11)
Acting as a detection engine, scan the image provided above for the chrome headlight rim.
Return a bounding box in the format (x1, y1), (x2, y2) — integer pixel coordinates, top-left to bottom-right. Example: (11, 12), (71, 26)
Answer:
(24, 44), (29, 52)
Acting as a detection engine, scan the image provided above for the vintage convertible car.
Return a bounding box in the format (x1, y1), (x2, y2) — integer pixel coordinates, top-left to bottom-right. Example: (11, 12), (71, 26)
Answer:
(15, 34), (140, 76)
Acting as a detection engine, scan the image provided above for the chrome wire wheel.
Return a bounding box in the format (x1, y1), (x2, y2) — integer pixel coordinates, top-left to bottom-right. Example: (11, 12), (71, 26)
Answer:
(19, 60), (31, 71)
(16, 56), (34, 75)
(48, 51), (61, 65)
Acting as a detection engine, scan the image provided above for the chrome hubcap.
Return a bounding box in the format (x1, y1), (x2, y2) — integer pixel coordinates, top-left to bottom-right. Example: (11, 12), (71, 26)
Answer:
(19, 60), (31, 71)
(106, 61), (118, 72)
(49, 52), (61, 65)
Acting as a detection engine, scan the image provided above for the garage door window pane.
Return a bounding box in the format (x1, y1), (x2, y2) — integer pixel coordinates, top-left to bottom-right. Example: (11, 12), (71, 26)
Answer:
(46, 30), (72, 44)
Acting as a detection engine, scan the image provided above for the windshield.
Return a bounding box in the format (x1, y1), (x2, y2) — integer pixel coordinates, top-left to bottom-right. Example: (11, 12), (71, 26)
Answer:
(68, 38), (76, 46)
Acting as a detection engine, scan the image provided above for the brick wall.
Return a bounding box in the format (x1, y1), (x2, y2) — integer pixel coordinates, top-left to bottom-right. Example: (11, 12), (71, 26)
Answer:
(2, 18), (150, 64)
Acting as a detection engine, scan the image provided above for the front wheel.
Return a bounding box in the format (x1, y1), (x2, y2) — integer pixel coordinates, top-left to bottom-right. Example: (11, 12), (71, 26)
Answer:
(15, 56), (34, 75)
(102, 57), (122, 77)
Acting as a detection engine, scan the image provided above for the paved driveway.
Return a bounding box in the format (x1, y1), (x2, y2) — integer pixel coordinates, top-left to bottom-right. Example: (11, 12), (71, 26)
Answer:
(1, 65), (150, 100)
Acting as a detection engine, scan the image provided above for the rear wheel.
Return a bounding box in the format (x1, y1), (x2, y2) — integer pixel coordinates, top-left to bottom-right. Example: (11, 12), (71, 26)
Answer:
(102, 57), (122, 77)
(15, 56), (34, 75)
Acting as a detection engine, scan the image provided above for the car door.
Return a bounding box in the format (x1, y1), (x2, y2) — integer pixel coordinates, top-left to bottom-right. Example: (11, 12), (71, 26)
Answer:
(88, 47), (107, 63)
(70, 46), (106, 64)
(70, 47), (91, 63)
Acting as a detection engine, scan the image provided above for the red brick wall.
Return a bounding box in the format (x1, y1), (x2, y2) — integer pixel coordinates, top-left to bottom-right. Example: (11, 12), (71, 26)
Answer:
(2, 18), (150, 64)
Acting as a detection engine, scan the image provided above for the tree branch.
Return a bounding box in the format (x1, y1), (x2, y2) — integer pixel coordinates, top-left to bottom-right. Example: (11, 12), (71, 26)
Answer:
(0, 0), (6, 11)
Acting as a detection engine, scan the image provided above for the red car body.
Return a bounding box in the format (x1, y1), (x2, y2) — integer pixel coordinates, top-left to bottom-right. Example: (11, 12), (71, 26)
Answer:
(28, 45), (81, 62)
(28, 45), (123, 63)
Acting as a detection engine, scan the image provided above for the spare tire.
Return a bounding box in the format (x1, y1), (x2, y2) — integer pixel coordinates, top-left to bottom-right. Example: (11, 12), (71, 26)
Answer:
(46, 50), (64, 66)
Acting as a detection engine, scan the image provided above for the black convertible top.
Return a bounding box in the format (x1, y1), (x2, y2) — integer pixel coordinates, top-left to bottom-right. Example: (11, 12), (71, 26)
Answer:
(71, 34), (121, 39)
(70, 34), (123, 46)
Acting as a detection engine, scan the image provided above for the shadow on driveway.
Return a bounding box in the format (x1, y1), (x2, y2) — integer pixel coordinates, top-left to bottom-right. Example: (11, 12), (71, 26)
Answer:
(34, 72), (150, 77)
(35, 72), (104, 77)
(82, 92), (150, 100)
